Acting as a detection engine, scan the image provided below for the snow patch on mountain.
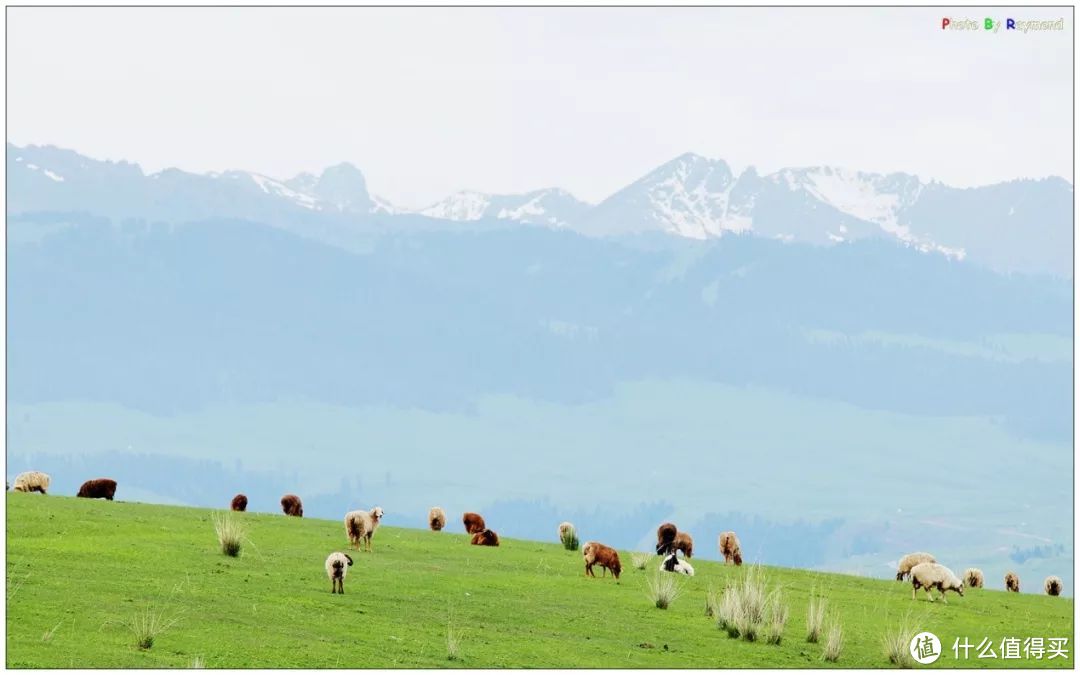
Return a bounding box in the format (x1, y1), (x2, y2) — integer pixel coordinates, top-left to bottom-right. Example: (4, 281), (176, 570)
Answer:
(420, 191), (491, 221)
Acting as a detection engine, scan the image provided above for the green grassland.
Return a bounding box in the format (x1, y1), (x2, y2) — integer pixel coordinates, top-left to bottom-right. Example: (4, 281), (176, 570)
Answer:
(5, 494), (1073, 668)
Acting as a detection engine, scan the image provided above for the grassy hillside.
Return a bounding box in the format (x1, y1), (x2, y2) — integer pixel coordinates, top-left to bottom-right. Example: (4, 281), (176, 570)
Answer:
(6, 494), (1073, 668)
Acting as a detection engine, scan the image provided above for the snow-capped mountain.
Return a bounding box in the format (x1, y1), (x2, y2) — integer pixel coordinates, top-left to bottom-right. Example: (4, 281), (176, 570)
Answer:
(7, 143), (1072, 276)
(418, 188), (590, 228)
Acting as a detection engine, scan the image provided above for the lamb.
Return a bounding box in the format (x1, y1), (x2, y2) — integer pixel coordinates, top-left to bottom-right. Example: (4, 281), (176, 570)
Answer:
(471, 529), (500, 547)
(12, 471), (50, 494)
(1005, 571), (1020, 593)
(344, 507), (385, 552)
(463, 512), (486, 535)
(895, 552), (936, 581)
(231, 494), (248, 512)
(281, 494), (303, 517)
(1044, 576), (1063, 597)
(582, 541), (621, 580)
(429, 506), (446, 531)
(325, 552), (354, 594)
(661, 551), (695, 576)
(963, 568), (984, 589)
(655, 522), (677, 555)
(672, 532), (694, 558)
(76, 478), (117, 500)
(910, 562), (964, 603)
(718, 531), (743, 565)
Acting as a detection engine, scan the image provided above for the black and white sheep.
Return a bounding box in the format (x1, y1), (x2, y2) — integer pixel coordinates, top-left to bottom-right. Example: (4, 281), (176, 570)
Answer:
(661, 551), (694, 576)
(325, 552), (354, 594)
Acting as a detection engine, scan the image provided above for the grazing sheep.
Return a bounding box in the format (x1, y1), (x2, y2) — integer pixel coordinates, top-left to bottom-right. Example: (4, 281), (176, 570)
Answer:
(463, 512), (486, 535)
(470, 529), (500, 547)
(325, 552), (354, 594)
(13, 471), (50, 494)
(429, 506), (446, 531)
(231, 494), (248, 512)
(963, 568), (984, 589)
(558, 521), (574, 540)
(655, 522), (677, 555)
(718, 531), (743, 565)
(661, 551), (694, 576)
(281, 494), (303, 517)
(76, 478), (117, 500)
(344, 507), (385, 552)
(910, 562), (964, 603)
(895, 552), (936, 581)
(1005, 571), (1020, 593)
(582, 541), (622, 580)
(1045, 576), (1063, 597)
(672, 532), (694, 559)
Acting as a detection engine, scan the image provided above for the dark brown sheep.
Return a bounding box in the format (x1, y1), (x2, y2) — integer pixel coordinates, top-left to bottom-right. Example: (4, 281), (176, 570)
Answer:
(583, 541), (621, 580)
(230, 494), (248, 512)
(672, 531), (694, 558)
(656, 522), (677, 555)
(463, 512), (486, 534)
(77, 478), (117, 500)
(281, 494), (303, 517)
(470, 529), (500, 547)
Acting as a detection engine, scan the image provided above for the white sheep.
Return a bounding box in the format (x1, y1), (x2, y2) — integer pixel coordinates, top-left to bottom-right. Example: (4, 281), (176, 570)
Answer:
(910, 562), (964, 603)
(13, 471), (50, 494)
(325, 552), (353, 594)
(661, 551), (694, 576)
(344, 507), (384, 552)
(895, 551), (936, 581)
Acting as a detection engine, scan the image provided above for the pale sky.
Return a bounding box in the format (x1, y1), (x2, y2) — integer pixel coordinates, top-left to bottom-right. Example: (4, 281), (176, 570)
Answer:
(7, 7), (1074, 208)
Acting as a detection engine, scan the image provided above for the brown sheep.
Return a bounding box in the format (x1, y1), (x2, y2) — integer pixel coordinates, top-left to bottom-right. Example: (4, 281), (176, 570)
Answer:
(429, 506), (446, 531)
(230, 494), (248, 512)
(463, 512), (486, 535)
(1005, 571), (1020, 593)
(1045, 576), (1062, 596)
(582, 541), (621, 580)
(656, 522), (677, 555)
(718, 531), (743, 565)
(672, 532), (694, 558)
(76, 478), (117, 500)
(281, 494), (303, 517)
(470, 529), (500, 547)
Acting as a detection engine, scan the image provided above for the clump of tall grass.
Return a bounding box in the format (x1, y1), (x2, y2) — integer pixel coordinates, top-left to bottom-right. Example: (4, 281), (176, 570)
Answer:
(806, 589), (827, 643)
(631, 553), (651, 571)
(213, 512), (244, 557)
(125, 605), (181, 651)
(559, 524), (580, 551)
(882, 616), (915, 668)
(715, 566), (784, 643)
(764, 589), (789, 645)
(645, 568), (683, 609)
(822, 620), (844, 662)
(189, 656), (206, 669)
(446, 617), (464, 661)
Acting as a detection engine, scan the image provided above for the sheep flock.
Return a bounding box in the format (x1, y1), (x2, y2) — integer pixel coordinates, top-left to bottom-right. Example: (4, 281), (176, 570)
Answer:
(7, 468), (1068, 604)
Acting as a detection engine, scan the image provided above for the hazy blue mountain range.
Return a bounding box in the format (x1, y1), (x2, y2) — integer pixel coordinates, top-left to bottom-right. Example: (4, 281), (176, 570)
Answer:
(8, 144), (1073, 276)
(6, 143), (1072, 591)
